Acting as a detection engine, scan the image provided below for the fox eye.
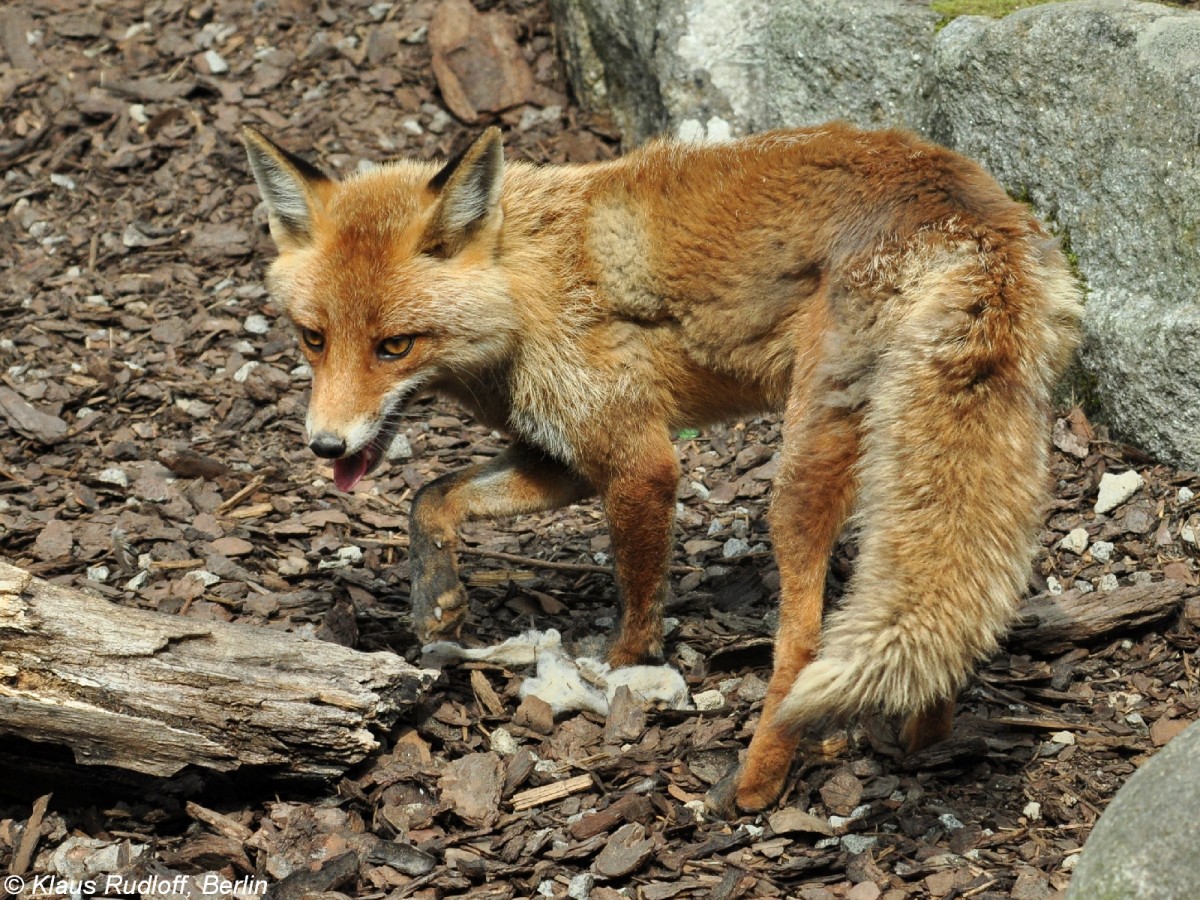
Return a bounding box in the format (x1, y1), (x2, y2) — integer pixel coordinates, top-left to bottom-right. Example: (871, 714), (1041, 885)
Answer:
(378, 335), (416, 360)
(300, 328), (324, 352)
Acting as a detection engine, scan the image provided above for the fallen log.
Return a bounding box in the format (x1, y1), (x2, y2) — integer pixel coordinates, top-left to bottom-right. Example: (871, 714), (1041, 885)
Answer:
(1011, 580), (1198, 655)
(0, 560), (438, 778)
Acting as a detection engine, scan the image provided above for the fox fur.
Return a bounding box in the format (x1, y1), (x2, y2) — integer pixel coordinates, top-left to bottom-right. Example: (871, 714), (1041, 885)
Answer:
(243, 122), (1082, 811)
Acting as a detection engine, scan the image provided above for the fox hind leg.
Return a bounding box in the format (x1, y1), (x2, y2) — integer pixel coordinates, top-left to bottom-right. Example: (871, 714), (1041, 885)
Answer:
(899, 695), (956, 754)
(731, 391), (860, 812)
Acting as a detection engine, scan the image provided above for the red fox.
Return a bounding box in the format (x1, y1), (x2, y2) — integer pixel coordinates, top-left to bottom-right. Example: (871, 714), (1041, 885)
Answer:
(243, 122), (1081, 811)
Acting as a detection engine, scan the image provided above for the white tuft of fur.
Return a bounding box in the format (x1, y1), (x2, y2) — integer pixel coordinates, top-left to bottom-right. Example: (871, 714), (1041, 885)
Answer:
(421, 627), (689, 717)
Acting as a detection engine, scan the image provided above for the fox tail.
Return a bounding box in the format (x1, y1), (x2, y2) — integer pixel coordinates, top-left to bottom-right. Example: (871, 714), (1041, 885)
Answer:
(775, 232), (1082, 730)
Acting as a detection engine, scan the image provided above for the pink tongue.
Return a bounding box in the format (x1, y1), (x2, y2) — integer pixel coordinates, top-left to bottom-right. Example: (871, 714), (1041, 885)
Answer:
(333, 452), (371, 492)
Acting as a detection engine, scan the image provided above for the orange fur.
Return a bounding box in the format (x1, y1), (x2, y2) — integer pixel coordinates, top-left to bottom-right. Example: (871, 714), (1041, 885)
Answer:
(244, 122), (1082, 811)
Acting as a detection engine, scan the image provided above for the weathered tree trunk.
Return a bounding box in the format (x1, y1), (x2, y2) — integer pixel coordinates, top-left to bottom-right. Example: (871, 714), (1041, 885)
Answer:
(1011, 581), (1197, 655)
(0, 560), (437, 778)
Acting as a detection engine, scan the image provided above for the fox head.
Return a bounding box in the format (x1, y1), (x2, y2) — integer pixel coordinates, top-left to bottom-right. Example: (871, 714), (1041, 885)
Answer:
(243, 128), (515, 491)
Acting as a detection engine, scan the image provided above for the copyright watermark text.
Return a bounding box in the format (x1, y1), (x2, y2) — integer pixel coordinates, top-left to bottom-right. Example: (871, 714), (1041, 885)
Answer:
(5, 873), (268, 896)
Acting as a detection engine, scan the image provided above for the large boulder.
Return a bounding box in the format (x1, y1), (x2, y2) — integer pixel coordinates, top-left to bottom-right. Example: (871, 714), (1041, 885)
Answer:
(1067, 720), (1200, 898)
(928, 0), (1200, 470)
(550, 0), (1200, 469)
(551, 0), (937, 143)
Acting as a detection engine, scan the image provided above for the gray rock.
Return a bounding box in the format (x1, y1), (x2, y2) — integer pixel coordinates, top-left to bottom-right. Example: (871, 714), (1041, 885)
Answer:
(1096, 470), (1145, 515)
(1068, 720), (1200, 899)
(550, 0), (937, 143)
(929, 1), (1200, 469)
(551, 0), (1200, 469)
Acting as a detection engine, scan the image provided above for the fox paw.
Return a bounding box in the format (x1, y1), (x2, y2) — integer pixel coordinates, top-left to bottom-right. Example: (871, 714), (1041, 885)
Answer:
(704, 761), (788, 817)
(413, 586), (469, 644)
(606, 638), (664, 669)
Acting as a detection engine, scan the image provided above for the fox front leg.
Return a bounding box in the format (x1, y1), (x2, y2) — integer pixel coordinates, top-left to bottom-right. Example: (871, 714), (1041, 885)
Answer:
(592, 434), (681, 667)
(407, 447), (593, 644)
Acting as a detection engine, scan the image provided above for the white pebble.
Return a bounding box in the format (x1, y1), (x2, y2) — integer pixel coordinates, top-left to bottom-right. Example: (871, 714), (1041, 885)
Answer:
(841, 835), (877, 854)
(1090, 540), (1114, 562)
(1059, 527), (1089, 554)
(1050, 731), (1076, 746)
(97, 467), (130, 488)
(692, 689), (724, 711)
(1098, 573), (1120, 591)
(50, 172), (76, 191)
(1074, 580), (1095, 594)
(567, 874), (594, 900)
(939, 813), (965, 831)
(676, 644), (702, 667)
(203, 49), (229, 74)
(1023, 801), (1042, 821)
(86, 565), (110, 583)
(1179, 486), (1195, 504)
(722, 537), (751, 558)
(244, 313), (271, 335)
(1046, 575), (1064, 596)
(184, 569), (220, 587)
(1095, 470), (1144, 514)
(233, 361), (259, 383)
(490, 727), (518, 756)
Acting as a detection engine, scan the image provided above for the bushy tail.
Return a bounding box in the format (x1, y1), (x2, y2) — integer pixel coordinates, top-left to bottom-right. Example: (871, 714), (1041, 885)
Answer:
(776, 234), (1082, 729)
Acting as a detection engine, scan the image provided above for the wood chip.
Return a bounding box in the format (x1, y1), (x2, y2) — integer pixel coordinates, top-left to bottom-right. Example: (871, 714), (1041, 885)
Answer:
(591, 822), (655, 879)
(767, 807), (834, 838)
(9, 793), (51, 876)
(569, 792), (655, 841)
(439, 752), (504, 827)
(186, 801), (253, 842)
(471, 669), (507, 718)
(510, 773), (593, 811)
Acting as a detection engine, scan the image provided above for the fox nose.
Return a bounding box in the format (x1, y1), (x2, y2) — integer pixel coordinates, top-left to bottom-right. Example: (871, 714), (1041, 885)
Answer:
(309, 432), (347, 459)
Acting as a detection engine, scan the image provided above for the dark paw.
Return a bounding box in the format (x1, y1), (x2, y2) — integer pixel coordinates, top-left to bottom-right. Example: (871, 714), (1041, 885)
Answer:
(412, 584), (469, 645)
(606, 635), (664, 668)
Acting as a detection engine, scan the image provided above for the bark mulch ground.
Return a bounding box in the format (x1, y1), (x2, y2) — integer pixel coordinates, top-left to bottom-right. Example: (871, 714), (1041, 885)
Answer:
(2, 1), (1198, 898)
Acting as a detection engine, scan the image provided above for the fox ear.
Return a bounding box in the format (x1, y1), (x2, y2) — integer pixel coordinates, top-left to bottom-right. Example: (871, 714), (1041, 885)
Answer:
(424, 127), (504, 257)
(242, 127), (329, 247)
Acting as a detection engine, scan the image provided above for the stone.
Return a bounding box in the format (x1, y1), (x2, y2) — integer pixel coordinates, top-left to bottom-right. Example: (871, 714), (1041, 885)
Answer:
(550, 0), (937, 144)
(930, 2), (1200, 468)
(1059, 527), (1089, 555)
(1096, 470), (1145, 515)
(1091, 540), (1115, 563)
(1068, 721), (1200, 899)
